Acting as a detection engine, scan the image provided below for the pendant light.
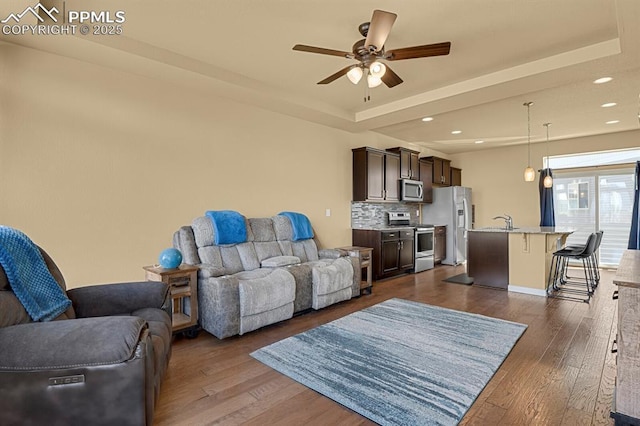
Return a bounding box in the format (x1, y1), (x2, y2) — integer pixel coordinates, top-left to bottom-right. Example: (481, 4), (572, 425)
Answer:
(523, 101), (535, 182)
(543, 122), (553, 188)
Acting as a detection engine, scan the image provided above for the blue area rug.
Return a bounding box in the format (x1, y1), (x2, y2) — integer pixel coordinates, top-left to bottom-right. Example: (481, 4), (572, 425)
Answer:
(251, 298), (527, 425)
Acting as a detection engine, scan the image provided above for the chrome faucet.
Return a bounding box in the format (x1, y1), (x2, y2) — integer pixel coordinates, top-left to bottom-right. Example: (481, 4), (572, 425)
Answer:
(492, 214), (513, 230)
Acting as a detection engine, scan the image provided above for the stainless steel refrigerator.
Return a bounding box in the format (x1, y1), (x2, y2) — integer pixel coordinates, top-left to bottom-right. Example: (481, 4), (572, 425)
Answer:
(421, 186), (472, 265)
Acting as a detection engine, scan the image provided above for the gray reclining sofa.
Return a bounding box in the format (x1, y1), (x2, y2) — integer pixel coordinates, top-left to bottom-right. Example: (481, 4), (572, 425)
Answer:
(173, 214), (359, 339)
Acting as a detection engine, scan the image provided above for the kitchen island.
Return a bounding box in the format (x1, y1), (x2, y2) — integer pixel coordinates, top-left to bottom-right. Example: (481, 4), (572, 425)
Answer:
(468, 227), (574, 296)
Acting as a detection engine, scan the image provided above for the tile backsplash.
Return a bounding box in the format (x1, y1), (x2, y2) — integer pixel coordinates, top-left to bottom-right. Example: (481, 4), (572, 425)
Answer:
(351, 202), (421, 228)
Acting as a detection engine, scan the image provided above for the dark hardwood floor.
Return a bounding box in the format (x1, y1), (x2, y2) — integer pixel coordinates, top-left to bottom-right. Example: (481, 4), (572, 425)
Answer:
(154, 264), (618, 425)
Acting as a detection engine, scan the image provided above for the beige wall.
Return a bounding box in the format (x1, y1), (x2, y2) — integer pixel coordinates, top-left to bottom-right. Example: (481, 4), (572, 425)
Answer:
(3, 41), (637, 288)
(451, 129), (640, 229)
(0, 43), (407, 288)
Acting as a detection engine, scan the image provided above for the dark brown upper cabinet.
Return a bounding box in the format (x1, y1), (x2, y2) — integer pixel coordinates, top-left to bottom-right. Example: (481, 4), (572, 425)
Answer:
(352, 147), (400, 202)
(451, 167), (462, 186)
(386, 147), (420, 180)
(419, 158), (433, 203)
(422, 156), (451, 186)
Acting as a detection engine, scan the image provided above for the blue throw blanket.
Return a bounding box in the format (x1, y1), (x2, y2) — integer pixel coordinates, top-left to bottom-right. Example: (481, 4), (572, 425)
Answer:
(0, 226), (71, 321)
(279, 212), (314, 241)
(205, 210), (247, 245)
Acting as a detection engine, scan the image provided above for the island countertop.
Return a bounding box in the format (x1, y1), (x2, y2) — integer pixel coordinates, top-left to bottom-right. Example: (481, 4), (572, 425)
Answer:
(470, 226), (576, 234)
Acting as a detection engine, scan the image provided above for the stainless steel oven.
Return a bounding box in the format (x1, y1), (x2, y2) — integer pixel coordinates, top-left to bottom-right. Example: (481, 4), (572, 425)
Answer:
(414, 226), (435, 272)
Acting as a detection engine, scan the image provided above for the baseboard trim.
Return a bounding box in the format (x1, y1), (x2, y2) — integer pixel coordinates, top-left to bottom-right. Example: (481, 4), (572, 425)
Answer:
(508, 285), (547, 297)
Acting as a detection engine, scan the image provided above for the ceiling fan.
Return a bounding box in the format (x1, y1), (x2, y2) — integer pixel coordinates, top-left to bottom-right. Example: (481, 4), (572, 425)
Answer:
(292, 10), (451, 89)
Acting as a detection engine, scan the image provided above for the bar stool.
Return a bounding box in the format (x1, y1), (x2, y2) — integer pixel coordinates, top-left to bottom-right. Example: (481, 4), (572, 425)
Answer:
(563, 230), (603, 288)
(547, 232), (598, 302)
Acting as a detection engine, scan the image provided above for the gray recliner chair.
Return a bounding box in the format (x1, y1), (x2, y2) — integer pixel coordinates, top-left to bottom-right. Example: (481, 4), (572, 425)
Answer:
(0, 242), (172, 426)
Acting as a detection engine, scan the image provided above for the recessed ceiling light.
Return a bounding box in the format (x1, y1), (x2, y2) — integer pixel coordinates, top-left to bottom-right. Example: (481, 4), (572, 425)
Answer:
(606, 120), (620, 124)
(421, 117), (434, 122)
(451, 130), (462, 134)
(594, 77), (613, 84)
(475, 140), (484, 144)
(601, 102), (617, 108)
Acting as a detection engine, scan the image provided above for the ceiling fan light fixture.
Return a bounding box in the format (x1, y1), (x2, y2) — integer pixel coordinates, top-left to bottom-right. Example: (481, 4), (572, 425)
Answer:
(347, 66), (363, 84)
(367, 74), (383, 88)
(292, 10), (451, 93)
(369, 61), (386, 78)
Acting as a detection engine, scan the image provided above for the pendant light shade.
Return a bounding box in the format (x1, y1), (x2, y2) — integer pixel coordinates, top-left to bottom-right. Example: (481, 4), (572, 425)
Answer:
(523, 101), (535, 182)
(347, 66), (363, 84)
(543, 174), (553, 188)
(367, 74), (383, 88)
(543, 122), (553, 188)
(524, 167), (536, 182)
(369, 61), (386, 79)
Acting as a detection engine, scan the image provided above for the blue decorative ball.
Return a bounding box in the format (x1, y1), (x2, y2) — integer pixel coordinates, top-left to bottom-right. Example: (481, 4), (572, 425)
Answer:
(158, 248), (182, 269)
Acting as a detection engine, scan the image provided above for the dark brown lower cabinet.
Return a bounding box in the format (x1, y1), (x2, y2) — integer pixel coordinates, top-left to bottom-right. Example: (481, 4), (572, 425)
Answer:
(353, 229), (414, 281)
(467, 231), (509, 289)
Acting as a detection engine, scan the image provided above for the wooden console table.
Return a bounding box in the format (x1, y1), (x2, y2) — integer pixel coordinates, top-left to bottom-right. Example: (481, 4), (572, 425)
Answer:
(611, 249), (640, 425)
(338, 246), (373, 295)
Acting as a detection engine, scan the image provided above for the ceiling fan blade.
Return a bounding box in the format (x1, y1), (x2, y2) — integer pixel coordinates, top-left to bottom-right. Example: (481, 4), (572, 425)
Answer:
(386, 42), (451, 61)
(381, 65), (403, 88)
(365, 10), (397, 53)
(317, 65), (354, 85)
(293, 44), (353, 58)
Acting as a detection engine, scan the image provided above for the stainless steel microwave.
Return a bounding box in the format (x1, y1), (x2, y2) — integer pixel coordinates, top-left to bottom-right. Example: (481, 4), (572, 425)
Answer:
(400, 179), (424, 202)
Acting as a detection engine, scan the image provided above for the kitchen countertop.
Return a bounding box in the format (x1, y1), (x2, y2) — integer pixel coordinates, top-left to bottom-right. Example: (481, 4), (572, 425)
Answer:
(470, 226), (576, 234)
(352, 226), (416, 231)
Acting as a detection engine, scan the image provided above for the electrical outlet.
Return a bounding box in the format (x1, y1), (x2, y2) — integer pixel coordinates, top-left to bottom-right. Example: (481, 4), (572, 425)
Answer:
(325, 208), (331, 217)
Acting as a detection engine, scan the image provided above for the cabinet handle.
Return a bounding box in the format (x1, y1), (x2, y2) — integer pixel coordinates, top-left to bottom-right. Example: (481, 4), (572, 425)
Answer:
(612, 290), (618, 300)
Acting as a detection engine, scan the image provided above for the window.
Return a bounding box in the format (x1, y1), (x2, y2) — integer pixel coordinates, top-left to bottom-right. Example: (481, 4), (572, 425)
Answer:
(551, 149), (636, 266)
(547, 148), (640, 169)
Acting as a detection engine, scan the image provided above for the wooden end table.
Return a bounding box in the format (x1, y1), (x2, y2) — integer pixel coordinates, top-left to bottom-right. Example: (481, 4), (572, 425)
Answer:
(143, 264), (199, 338)
(338, 246), (373, 295)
